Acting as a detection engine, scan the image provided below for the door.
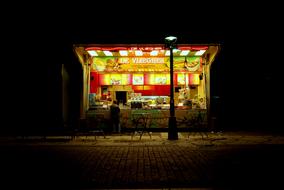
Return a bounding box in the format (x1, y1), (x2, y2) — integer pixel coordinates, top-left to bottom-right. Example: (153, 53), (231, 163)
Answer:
(115, 91), (127, 105)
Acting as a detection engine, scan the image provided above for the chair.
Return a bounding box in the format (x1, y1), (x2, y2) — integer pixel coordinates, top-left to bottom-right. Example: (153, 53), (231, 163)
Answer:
(187, 110), (209, 139)
(148, 110), (161, 128)
(86, 114), (106, 140)
(131, 113), (151, 140)
(120, 112), (130, 130)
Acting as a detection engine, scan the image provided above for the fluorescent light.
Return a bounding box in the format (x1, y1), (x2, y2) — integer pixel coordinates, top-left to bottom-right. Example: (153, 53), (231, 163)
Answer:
(87, 50), (98, 56)
(180, 50), (190, 56)
(195, 50), (206, 56)
(103, 51), (113, 56)
(165, 50), (170, 56)
(119, 50), (128, 56)
(150, 50), (158, 56)
(135, 50), (143, 56)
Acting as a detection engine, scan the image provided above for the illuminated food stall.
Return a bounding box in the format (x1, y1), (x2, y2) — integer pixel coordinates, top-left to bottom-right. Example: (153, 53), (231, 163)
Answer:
(73, 44), (220, 128)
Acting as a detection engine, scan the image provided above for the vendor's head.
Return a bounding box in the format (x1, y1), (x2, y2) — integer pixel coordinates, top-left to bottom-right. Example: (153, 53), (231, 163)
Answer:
(113, 100), (118, 104)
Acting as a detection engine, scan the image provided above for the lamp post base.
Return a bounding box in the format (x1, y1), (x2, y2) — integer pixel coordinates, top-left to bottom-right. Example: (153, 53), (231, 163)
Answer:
(168, 116), (178, 140)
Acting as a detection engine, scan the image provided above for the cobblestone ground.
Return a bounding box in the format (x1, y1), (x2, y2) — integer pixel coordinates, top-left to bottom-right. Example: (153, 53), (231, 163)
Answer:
(1, 132), (284, 189)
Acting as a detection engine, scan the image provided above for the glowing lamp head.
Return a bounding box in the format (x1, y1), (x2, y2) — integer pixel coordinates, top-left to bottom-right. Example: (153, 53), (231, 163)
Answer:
(165, 36), (177, 49)
(165, 36), (177, 43)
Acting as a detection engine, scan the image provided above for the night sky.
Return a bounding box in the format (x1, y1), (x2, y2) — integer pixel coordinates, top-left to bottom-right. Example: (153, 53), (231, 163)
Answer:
(3, 4), (282, 132)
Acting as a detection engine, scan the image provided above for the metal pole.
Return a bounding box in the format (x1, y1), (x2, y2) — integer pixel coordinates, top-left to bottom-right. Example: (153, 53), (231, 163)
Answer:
(168, 45), (178, 140)
(169, 48), (175, 117)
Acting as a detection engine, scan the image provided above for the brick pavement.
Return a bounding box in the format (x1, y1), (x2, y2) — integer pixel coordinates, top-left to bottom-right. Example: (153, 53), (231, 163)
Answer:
(1, 132), (284, 189)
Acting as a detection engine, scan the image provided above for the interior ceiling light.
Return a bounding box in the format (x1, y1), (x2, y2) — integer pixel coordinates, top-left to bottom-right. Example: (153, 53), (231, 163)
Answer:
(195, 50), (206, 56)
(180, 50), (190, 56)
(87, 50), (98, 56)
(150, 50), (159, 56)
(119, 50), (128, 56)
(103, 50), (113, 56)
(135, 50), (143, 56)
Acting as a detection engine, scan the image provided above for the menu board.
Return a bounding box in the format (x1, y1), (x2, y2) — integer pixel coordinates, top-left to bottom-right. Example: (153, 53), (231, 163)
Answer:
(132, 74), (144, 85)
(177, 73), (189, 85)
(99, 74), (131, 85)
(155, 75), (167, 84)
(145, 74), (170, 85)
(110, 74), (122, 85)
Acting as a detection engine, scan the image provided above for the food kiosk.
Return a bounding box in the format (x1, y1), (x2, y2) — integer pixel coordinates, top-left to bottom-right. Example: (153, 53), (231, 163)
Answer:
(74, 44), (220, 128)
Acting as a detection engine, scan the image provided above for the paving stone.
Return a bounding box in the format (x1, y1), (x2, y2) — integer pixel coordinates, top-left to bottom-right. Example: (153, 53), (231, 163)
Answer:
(1, 132), (284, 189)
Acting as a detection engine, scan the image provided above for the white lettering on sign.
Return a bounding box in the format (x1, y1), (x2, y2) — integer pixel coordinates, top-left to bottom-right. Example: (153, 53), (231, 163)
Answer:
(119, 58), (129, 64)
(132, 57), (164, 64)
(118, 57), (165, 64)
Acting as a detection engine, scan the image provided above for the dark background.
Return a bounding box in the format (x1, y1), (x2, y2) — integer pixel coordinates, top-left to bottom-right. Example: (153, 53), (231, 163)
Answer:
(2, 3), (283, 134)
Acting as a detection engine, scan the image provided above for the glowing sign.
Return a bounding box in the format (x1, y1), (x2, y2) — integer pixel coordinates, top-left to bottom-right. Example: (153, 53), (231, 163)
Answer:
(119, 58), (130, 64)
(99, 74), (131, 85)
(147, 74), (170, 85)
(129, 47), (163, 51)
(177, 73), (189, 85)
(132, 58), (164, 64)
(117, 57), (165, 64)
(110, 74), (122, 85)
(132, 74), (144, 85)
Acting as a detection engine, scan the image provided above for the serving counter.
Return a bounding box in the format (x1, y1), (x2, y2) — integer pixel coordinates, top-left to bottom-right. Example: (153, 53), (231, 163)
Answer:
(86, 108), (207, 129)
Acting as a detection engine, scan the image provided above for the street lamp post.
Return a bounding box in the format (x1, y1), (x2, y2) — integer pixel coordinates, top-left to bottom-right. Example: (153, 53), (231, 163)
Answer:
(165, 36), (178, 140)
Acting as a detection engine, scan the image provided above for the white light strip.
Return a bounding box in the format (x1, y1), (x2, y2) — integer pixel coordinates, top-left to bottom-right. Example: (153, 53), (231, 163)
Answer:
(119, 50), (128, 56)
(150, 50), (158, 56)
(87, 50), (98, 56)
(195, 50), (206, 56)
(135, 50), (143, 56)
(103, 50), (113, 56)
(180, 50), (190, 56)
